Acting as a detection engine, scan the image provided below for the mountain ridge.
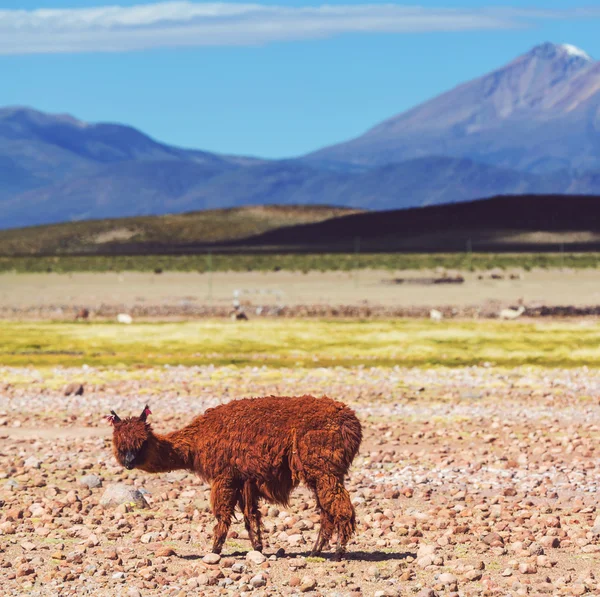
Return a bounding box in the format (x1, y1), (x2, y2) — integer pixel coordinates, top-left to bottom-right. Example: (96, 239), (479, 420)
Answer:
(2, 42), (600, 229)
(306, 42), (600, 173)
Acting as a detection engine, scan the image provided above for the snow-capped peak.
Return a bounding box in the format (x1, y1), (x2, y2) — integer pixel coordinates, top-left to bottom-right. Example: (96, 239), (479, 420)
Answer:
(560, 44), (592, 61)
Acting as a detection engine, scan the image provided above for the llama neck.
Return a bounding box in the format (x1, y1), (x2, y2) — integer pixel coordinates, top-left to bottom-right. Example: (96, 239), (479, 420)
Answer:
(137, 430), (194, 474)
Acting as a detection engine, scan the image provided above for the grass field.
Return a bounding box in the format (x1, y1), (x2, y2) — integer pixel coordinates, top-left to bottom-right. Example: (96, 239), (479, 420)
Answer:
(2, 251), (599, 273)
(1, 319), (597, 367)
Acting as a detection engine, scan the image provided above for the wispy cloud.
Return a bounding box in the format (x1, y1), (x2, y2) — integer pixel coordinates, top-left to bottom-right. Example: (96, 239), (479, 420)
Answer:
(0, 2), (598, 55)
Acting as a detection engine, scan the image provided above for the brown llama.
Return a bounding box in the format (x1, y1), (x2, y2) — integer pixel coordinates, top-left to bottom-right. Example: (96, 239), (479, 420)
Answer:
(106, 396), (362, 559)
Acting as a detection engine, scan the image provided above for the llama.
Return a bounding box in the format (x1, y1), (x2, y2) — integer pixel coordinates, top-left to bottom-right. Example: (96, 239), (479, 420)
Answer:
(106, 395), (362, 559)
(429, 309), (443, 322)
(499, 305), (526, 320)
(117, 313), (133, 324)
(75, 308), (90, 321)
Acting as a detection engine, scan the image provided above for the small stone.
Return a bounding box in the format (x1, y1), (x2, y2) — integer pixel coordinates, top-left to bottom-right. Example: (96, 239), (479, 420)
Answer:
(21, 541), (36, 551)
(127, 588), (142, 597)
(100, 484), (147, 509)
(0, 522), (16, 535)
(250, 573), (266, 588)
(518, 563), (537, 575)
(465, 570), (483, 581)
(17, 565), (35, 577)
(64, 382), (84, 396)
(79, 475), (102, 489)
(155, 547), (176, 557)
(24, 456), (41, 469)
(246, 550), (266, 565)
(202, 553), (221, 565)
(439, 573), (457, 585)
(482, 532), (504, 546)
(300, 576), (317, 592)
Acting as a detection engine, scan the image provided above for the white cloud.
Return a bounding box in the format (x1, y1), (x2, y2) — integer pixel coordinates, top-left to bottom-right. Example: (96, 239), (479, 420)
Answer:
(0, 2), (598, 55)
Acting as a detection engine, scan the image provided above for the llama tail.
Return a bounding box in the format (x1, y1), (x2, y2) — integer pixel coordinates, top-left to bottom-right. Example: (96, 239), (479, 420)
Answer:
(340, 407), (363, 467)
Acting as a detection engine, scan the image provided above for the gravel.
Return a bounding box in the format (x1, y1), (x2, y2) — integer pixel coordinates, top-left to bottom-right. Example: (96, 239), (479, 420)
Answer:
(1, 364), (599, 596)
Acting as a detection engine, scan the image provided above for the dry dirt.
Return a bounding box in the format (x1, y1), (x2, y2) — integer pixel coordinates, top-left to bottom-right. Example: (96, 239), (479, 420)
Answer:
(1, 365), (600, 596)
(2, 269), (600, 318)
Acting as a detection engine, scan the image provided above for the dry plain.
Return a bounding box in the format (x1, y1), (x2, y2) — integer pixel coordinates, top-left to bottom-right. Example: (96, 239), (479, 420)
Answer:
(1, 268), (600, 320)
(2, 268), (600, 596)
(1, 363), (600, 597)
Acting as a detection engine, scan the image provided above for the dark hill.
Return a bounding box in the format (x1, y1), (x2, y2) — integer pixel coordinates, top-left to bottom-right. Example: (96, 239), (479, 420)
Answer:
(233, 195), (600, 252)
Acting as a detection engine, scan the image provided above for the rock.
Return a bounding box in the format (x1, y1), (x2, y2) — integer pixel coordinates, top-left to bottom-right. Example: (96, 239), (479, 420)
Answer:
(246, 550), (266, 565)
(202, 553), (221, 565)
(0, 522), (16, 535)
(417, 544), (437, 557)
(24, 456), (41, 469)
(287, 533), (305, 546)
(17, 565), (34, 577)
(64, 382), (84, 396)
(438, 573), (457, 585)
(300, 576), (317, 592)
(465, 570), (483, 581)
(140, 532), (159, 544)
(155, 547), (176, 557)
(127, 588), (142, 597)
(100, 484), (147, 509)
(518, 563), (537, 574)
(539, 536), (560, 548)
(250, 573), (267, 588)
(79, 474), (102, 489)
(482, 532), (504, 546)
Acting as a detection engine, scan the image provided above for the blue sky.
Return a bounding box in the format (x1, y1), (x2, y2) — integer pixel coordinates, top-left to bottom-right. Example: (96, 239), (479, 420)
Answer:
(1, 1), (600, 158)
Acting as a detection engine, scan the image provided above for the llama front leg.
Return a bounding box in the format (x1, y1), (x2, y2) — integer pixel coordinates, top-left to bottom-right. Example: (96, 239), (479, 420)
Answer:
(210, 476), (238, 554)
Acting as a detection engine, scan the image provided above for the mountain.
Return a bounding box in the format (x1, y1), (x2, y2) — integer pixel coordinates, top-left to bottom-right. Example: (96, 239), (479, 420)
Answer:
(307, 43), (600, 173)
(3, 42), (600, 229)
(0, 106), (258, 199)
(4, 154), (599, 229)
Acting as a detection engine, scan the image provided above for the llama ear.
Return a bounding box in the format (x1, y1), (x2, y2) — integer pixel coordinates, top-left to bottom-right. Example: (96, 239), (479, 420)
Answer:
(140, 404), (152, 422)
(105, 410), (121, 425)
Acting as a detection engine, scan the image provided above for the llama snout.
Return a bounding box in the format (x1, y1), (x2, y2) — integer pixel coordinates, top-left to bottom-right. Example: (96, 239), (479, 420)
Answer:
(122, 451), (137, 469)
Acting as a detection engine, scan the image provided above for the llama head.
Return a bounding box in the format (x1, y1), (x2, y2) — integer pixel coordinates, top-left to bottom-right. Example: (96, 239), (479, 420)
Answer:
(106, 405), (152, 470)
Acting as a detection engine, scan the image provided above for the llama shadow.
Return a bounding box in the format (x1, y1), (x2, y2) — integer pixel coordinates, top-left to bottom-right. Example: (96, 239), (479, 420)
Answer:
(178, 550), (415, 562)
(281, 550), (416, 562)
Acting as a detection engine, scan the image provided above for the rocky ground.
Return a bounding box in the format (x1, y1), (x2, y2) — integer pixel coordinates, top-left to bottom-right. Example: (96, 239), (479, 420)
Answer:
(1, 365), (600, 596)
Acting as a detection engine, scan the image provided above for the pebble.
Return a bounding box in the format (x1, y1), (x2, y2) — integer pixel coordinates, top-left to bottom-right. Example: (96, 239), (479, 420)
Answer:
(246, 551), (266, 565)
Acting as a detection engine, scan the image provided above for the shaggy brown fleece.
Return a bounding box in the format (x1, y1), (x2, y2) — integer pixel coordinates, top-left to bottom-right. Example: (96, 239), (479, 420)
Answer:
(107, 395), (362, 558)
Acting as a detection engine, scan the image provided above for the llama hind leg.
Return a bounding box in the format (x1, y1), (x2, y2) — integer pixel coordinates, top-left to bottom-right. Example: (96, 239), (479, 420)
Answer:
(210, 476), (238, 554)
(312, 475), (356, 560)
(309, 491), (335, 556)
(239, 481), (263, 552)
